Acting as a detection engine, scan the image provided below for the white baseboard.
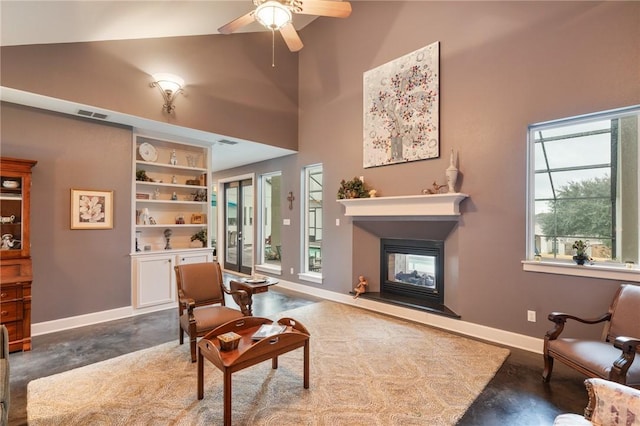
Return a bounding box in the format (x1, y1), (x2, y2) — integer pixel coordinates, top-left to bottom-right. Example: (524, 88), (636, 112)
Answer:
(32, 306), (135, 336)
(32, 281), (544, 354)
(277, 280), (544, 354)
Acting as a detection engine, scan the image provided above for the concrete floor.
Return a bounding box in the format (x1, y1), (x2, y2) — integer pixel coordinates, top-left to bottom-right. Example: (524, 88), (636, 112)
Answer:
(8, 288), (587, 425)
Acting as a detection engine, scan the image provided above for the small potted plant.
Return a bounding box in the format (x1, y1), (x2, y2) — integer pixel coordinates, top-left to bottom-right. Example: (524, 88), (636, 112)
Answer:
(337, 177), (371, 199)
(572, 240), (590, 265)
(190, 229), (207, 248)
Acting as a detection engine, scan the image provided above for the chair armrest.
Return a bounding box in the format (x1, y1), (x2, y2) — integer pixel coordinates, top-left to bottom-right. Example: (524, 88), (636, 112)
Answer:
(583, 378), (640, 422)
(178, 297), (196, 312)
(611, 336), (640, 383)
(545, 312), (611, 341)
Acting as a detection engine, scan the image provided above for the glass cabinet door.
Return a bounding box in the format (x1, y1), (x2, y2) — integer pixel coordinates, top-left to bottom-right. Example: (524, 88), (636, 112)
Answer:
(0, 175), (24, 254)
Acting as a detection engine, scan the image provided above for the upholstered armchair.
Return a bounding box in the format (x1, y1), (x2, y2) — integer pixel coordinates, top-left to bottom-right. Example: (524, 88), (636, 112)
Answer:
(553, 378), (640, 425)
(1, 324), (9, 426)
(543, 284), (640, 388)
(174, 262), (251, 362)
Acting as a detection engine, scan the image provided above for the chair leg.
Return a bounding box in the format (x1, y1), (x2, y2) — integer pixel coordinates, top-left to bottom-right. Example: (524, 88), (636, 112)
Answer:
(190, 337), (197, 363)
(179, 327), (184, 345)
(542, 353), (554, 382)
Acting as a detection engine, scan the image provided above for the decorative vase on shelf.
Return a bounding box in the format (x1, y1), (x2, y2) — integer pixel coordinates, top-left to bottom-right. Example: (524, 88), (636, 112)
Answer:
(446, 148), (459, 193)
(140, 208), (150, 225)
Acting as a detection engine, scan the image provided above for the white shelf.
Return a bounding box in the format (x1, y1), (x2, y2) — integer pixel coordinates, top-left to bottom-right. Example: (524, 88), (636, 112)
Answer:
(136, 224), (206, 228)
(337, 193), (469, 218)
(136, 181), (206, 190)
(136, 199), (207, 206)
(135, 160), (206, 173)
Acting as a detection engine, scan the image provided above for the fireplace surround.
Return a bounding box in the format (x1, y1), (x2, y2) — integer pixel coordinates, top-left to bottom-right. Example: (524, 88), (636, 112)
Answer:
(339, 194), (468, 318)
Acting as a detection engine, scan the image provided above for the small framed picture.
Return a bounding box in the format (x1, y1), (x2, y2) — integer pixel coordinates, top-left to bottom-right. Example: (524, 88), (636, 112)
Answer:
(191, 213), (205, 224)
(136, 192), (151, 200)
(70, 189), (114, 230)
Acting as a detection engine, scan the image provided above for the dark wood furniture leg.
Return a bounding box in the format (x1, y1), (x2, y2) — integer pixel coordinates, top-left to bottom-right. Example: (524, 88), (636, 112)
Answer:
(197, 347), (204, 400)
(224, 370), (232, 426)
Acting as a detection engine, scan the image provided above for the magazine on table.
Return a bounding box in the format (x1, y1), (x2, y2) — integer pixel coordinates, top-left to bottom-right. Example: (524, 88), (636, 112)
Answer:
(251, 323), (287, 340)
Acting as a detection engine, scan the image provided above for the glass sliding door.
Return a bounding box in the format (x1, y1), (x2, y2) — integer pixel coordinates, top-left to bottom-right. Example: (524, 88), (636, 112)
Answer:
(223, 179), (253, 275)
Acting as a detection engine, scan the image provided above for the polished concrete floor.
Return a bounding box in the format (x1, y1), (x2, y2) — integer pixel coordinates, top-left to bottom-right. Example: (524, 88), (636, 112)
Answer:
(7, 287), (588, 425)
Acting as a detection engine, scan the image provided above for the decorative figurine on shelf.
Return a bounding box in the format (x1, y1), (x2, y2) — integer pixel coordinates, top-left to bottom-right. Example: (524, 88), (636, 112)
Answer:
(153, 188), (160, 200)
(171, 192), (178, 201)
(170, 149), (178, 165)
(171, 175), (177, 184)
(422, 181), (447, 195)
(140, 208), (150, 225)
(135, 231), (142, 252)
(1, 234), (17, 250)
(164, 228), (173, 250)
(353, 275), (368, 299)
(369, 189), (378, 198)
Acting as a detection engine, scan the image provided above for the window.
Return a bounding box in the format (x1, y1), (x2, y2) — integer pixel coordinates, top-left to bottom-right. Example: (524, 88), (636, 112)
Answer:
(527, 105), (640, 270)
(257, 172), (282, 272)
(302, 164), (323, 279)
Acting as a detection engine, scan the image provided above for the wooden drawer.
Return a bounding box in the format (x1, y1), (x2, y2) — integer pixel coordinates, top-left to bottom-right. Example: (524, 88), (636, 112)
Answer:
(1, 301), (21, 322)
(3, 321), (20, 342)
(0, 258), (32, 283)
(0, 287), (18, 301)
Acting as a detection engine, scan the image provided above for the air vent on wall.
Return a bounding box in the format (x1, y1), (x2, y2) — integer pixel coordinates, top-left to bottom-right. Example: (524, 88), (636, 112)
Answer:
(217, 139), (238, 146)
(77, 109), (109, 120)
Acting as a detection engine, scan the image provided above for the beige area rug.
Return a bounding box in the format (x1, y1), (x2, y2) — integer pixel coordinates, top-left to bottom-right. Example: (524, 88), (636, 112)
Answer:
(28, 301), (509, 425)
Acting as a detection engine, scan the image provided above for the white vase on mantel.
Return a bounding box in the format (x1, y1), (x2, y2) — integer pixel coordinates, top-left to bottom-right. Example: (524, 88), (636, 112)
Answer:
(446, 148), (459, 193)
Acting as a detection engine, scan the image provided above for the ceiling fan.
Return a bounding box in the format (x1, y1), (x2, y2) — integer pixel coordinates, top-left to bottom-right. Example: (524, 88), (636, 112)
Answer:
(218, 0), (352, 52)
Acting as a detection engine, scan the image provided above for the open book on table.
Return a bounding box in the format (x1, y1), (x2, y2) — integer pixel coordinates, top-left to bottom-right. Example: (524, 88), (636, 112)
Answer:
(251, 323), (287, 340)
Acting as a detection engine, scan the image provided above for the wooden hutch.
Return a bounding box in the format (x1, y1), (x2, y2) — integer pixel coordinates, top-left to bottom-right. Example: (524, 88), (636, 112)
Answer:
(0, 157), (37, 352)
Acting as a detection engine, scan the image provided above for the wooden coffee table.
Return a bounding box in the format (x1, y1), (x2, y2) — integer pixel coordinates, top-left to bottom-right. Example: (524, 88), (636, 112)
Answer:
(197, 316), (310, 426)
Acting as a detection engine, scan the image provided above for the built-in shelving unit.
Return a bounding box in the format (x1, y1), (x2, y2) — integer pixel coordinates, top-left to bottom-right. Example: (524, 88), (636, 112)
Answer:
(130, 135), (213, 313)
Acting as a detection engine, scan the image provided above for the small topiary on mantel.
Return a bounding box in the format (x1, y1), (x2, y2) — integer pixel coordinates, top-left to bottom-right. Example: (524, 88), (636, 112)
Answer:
(337, 177), (371, 199)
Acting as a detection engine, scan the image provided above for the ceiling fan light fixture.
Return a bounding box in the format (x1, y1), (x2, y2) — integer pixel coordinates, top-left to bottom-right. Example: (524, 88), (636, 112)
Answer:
(255, 1), (292, 30)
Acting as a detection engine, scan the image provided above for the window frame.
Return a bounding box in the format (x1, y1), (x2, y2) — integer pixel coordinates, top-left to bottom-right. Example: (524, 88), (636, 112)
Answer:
(524, 105), (640, 282)
(298, 163), (323, 284)
(255, 171), (282, 275)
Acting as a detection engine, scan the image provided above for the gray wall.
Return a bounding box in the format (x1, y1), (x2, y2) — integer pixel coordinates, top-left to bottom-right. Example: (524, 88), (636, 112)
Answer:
(218, 1), (640, 339)
(2, 1), (640, 339)
(1, 103), (132, 321)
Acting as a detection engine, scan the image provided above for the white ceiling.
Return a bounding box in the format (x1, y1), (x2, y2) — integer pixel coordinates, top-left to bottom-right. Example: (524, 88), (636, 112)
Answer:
(0, 0), (314, 171)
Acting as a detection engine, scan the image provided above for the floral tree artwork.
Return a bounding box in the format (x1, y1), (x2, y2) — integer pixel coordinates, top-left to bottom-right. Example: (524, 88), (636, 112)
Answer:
(363, 41), (439, 168)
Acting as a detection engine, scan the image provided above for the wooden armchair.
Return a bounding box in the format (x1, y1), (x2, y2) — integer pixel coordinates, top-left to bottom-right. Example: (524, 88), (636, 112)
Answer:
(543, 284), (640, 388)
(174, 262), (252, 362)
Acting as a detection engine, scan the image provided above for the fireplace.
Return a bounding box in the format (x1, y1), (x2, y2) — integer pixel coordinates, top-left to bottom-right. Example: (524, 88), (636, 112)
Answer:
(338, 194), (468, 318)
(381, 238), (444, 305)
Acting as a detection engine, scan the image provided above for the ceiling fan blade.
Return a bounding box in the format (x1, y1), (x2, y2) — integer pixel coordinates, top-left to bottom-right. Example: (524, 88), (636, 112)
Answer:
(218, 11), (256, 35)
(280, 23), (304, 52)
(297, 0), (352, 18)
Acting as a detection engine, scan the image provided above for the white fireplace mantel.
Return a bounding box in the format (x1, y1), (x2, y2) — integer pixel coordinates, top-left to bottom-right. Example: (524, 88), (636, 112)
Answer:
(337, 193), (469, 218)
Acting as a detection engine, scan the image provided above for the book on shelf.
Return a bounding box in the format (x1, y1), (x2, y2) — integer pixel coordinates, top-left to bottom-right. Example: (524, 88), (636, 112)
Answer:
(251, 323), (287, 340)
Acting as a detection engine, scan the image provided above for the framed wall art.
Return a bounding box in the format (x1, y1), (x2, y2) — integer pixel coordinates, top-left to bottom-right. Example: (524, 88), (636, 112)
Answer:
(70, 189), (114, 229)
(363, 41), (440, 168)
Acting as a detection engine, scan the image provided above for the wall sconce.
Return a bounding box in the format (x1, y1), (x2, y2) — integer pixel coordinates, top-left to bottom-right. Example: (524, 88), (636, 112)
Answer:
(150, 73), (184, 113)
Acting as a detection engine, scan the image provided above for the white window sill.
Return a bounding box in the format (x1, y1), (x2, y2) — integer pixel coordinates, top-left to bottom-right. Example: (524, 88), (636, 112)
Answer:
(255, 264), (282, 276)
(522, 260), (640, 282)
(298, 272), (323, 284)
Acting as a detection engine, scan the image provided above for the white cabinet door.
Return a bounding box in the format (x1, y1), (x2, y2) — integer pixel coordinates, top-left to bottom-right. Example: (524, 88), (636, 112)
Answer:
(134, 254), (175, 308)
(177, 251), (213, 265)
